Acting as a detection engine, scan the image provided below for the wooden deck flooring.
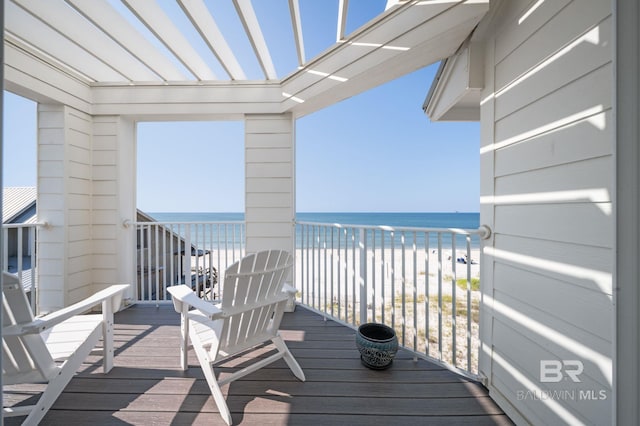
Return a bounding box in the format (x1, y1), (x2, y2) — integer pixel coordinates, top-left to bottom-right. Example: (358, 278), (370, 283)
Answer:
(4, 304), (512, 425)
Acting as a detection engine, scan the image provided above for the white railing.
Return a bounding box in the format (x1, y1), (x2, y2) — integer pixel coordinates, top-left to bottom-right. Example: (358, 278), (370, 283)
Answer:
(131, 221), (245, 303)
(2, 222), (45, 314)
(295, 221), (490, 378)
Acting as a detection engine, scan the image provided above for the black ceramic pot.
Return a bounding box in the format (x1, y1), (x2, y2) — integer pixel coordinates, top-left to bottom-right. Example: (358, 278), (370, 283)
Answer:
(355, 323), (399, 370)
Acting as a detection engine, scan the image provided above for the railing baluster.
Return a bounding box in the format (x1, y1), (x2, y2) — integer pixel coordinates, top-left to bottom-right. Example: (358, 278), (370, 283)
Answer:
(466, 234), (472, 372)
(323, 226), (328, 314)
(29, 226), (37, 314)
(425, 231), (430, 357)
(146, 224), (152, 300)
(351, 227), (356, 325)
(381, 228), (386, 324)
(17, 227), (23, 283)
(412, 231), (418, 353)
(371, 229), (376, 323)
(401, 231), (406, 347)
(451, 232), (457, 367)
(359, 228), (367, 325)
(390, 231), (396, 331)
(437, 232), (442, 362)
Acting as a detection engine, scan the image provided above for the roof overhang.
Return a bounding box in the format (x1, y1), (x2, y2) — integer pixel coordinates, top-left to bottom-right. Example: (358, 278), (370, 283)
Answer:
(423, 35), (484, 121)
(281, 0), (489, 117)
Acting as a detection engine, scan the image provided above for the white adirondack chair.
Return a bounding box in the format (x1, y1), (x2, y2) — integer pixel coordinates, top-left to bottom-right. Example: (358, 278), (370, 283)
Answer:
(2, 272), (128, 425)
(167, 249), (305, 425)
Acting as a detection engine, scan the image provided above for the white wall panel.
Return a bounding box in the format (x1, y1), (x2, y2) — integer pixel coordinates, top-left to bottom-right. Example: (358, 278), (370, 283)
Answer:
(494, 156), (612, 202)
(244, 114), (294, 253)
(493, 0), (569, 63)
(477, 0), (615, 423)
(494, 262), (612, 340)
(494, 203), (612, 248)
(495, 111), (612, 177)
(495, 17), (612, 121)
(494, 63), (612, 148)
(495, 0), (610, 91)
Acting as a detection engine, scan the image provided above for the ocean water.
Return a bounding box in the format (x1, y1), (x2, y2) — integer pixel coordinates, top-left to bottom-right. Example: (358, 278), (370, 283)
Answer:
(148, 212), (481, 249)
(149, 211), (479, 229)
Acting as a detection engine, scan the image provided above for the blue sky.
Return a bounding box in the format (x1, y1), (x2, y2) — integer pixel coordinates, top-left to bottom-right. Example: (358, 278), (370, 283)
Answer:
(3, 0), (480, 213)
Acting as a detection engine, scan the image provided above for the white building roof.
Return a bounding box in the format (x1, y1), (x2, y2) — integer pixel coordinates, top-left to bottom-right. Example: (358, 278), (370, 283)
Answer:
(2, 186), (37, 224)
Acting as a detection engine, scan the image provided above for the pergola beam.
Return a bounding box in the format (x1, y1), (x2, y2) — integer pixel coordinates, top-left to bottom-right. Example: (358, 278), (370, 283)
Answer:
(288, 0), (305, 67)
(65, 0), (187, 82)
(178, 0), (246, 80)
(122, 0), (216, 81)
(337, 0), (349, 42)
(233, 0), (277, 80)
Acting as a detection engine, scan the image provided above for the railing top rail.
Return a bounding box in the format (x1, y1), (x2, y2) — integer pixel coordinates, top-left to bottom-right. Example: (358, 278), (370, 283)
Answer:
(296, 221), (490, 238)
(126, 220), (245, 227)
(2, 222), (48, 229)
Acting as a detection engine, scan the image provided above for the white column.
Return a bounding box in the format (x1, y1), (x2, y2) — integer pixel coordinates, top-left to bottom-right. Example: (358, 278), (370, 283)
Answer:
(92, 116), (136, 303)
(37, 104), (93, 311)
(244, 114), (295, 254)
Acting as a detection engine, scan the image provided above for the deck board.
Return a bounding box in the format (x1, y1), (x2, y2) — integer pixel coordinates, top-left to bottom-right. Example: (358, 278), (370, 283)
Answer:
(3, 304), (512, 425)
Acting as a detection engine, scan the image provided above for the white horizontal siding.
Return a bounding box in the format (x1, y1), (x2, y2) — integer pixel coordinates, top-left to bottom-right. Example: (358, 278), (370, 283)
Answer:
(493, 234), (612, 295)
(494, 110), (612, 177)
(92, 116), (123, 292)
(246, 177), (292, 193)
(245, 207), (292, 223)
(494, 262), (612, 340)
(495, 0), (610, 92)
(65, 109), (93, 301)
(494, 156), (612, 204)
(494, 63), (612, 148)
(37, 105), (66, 312)
(491, 321), (610, 426)
(495, 203), (612, 248)
(479, 0), (615, 424)
(493, 0), (571, 64)
(244, 114), (294, 253)
(495, 16), (612, 122)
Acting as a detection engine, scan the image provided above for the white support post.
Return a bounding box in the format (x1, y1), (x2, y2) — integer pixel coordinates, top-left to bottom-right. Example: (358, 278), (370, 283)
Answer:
(184, 226), (191, 286)
(359, 228), (367, 325)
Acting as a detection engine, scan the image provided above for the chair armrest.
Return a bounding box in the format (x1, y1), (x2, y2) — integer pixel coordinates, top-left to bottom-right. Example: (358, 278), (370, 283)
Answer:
(20, 284), (128, 335)
(168, 284), (221, 318)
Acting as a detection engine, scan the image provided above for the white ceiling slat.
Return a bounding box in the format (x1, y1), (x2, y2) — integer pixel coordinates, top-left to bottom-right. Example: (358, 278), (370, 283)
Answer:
(233, 0), (278, 80)
(65, 0), (187, 82)
(5, 0), (126, 82)
(288, 0), (305, 67)
(337, 0), (349, 42)
(121, 0), (217, 81)
(178, 0), (246, 80)
(14, 0), (159, 82)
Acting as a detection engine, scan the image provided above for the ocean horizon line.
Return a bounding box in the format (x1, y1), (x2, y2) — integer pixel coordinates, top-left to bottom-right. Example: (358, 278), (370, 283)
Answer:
(145, 211), (480, 214)
(147, 212), (481, 231)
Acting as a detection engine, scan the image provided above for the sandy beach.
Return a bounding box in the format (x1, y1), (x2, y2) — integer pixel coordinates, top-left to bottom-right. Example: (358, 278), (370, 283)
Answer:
(294, 247), (481, 296)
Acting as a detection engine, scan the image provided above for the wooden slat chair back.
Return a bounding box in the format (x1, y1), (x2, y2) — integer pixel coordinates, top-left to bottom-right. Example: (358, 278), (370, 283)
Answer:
(167, 249), (304, 425)
(2, 272), (128, 425)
